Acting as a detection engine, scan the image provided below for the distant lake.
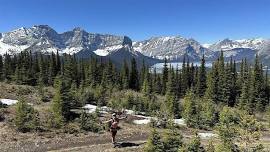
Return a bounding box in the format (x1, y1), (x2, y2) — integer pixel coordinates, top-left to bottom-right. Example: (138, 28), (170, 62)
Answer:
(151, 61), (213, 73)
(151, 62), (270, 74)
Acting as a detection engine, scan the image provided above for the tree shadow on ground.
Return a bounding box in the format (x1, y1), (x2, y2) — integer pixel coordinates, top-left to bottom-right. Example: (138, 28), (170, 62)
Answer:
(114, 141), (146, 148)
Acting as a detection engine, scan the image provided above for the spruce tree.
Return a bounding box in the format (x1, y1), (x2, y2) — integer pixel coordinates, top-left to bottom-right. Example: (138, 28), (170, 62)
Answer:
(86, 57), (99, 87)
(186, 133), (204, 152)
(201, 97), (216, 128)
(253, 55), (268, 111)
(63, 54), (75, 86)
(3, 53), (12, 81)
(14, 66), (22, 84)
(217, 51), (227, 104)
(204, 61), (219, 104)
(80, 110), (101, 132)
(239, 76), (250, 111)
(120, 60), (129, 90)
(101, 60), (115, 88)
(228, 59), (237, 106)
(265, 69), (270, 104)
(32, 52), (40, 85)
(163, 129), (183, 152)
(142, 70), (152, 95)
(26, 51), (37, 85)
(217, 106), (239, 150)
(186, 57), (191, 88)
(189, 62), (196, 87)
(206, 139), (215, 152)
(49, 76), (65, 128)
(183, 90), (200, 128)
(15, 98), (39, 132)
(165, 67), (180, 118)
(175, 66), (182, 98)
(237, 111), (262, 151)
(223, 62), (232, 105)
(196, 55), (207, 97)
(162, 58), (169, 94)
(140, 59), (147, 89)
(181, 56), (188, 96)
(38, 54), (47, 86)
(144, 129), (164, 152)
(154, 74), (162, 94)
(0, 55), (3, 81)
(56, 50), (61, 75)
(48, 52), (57, 85)
(129, 58), (139, 90)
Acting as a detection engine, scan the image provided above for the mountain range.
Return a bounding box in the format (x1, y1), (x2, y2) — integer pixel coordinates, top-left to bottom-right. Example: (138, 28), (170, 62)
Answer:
(0, 25), (270, 67)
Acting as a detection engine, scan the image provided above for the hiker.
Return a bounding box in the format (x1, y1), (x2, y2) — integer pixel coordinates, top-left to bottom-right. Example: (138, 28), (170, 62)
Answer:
(104, 113), (127, 144)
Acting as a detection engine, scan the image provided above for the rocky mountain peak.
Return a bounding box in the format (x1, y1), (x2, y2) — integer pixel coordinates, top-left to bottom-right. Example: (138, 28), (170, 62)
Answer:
(122, 36), (132, 47)
(72, 27), (86, 32)
(133, 35), (208, 61)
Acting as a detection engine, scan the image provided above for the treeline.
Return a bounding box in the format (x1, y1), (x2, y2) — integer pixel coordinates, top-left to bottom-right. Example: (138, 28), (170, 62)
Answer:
(0, 51), (269, 115)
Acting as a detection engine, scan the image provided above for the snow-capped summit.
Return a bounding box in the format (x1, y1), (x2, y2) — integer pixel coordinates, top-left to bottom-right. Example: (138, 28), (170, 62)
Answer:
(0, 25), (130, 55)
(133, 36), (208, 61)
(0, 25), (161, 67)
(209, 38), (267, 51)
(205, 38), (270, 62)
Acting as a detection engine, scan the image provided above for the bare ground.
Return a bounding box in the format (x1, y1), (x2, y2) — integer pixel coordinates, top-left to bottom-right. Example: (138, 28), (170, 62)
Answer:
(0, 122), (149, 152)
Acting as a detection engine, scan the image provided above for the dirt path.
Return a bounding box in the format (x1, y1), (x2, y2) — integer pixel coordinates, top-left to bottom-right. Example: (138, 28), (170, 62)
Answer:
(1, 122), (269, 152)
(47, 132), (148, 152)
(1, 130), (149, 152)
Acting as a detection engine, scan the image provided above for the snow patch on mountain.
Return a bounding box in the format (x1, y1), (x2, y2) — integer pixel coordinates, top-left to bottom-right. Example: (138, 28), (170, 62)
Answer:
(94, 49), (109, 56)
(202, 43), (212, 48)
(93, 45), (123, 56)
(62, 46), (84, 54)
(0, 39), (30, 55)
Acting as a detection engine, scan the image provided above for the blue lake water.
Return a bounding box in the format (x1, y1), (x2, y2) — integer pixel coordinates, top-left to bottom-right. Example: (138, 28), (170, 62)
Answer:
(151, 61), (213, 73)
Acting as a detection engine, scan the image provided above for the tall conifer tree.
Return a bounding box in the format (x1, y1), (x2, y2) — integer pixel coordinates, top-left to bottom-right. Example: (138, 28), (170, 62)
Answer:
(129, 58), (139, 90)
(196, 55), (207, 97)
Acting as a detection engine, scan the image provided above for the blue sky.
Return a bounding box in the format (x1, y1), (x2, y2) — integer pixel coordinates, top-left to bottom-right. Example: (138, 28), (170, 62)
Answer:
(0, 0), (269, 43)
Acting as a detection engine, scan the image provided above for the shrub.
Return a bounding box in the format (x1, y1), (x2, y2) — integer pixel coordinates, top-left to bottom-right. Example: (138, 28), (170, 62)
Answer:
(39, 87), (53, 103)
(163, 129), (183, 152)
(182, 91), (201, 128)
(0, 102), (5, 108)
(15, 86), (33, 96)
(80, 87), (95, 105)
(64, 123), (80, 134)
(149, 110), (173, 129)
(109, 90), (161, 115)
(144, 129), (164, 152)
(144, 128), (183, 152)
(46, 109), (64, 129)
(14, 99), (40, 132)
(216, 107), (263, 152)
(0, 108), (5, 121)
(179, 132), (205, 152)
(80, 111), (101, 133)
